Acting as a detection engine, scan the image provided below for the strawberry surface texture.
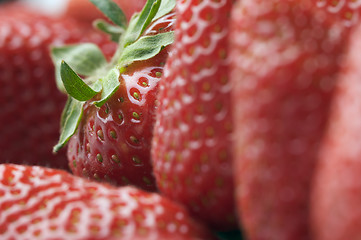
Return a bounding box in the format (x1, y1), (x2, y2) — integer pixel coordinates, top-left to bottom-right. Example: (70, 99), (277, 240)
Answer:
(314, 0), (361, 27)
(0, 164), (216, 240)
(230, 0), (348, 239)
(6, 0), (361, 239)
(311, 21), (361, 240)
(0, 2), (116, 170)
(151, 0), (237, 231)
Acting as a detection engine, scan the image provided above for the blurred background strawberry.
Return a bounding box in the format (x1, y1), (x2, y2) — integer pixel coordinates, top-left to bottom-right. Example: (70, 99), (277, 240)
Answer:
(0, 0), (122, 170)
(65, 0), (146, 24)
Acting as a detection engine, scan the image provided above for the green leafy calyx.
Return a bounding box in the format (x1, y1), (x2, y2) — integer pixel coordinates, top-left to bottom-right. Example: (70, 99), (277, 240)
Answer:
(53, 97), (83, 152)
(51, 0), (175, 152)
(90, 0), (127, 28)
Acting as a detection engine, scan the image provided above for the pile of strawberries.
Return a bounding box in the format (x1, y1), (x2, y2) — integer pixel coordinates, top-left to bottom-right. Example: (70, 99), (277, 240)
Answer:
(1, 0), (361, 239)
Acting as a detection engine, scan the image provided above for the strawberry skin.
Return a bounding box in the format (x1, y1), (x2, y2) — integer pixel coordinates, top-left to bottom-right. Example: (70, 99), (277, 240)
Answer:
(67, 11), (175, 191)
(68, 47), (169, 190)
(314, 0), (361, 27)
(230, 0), (347, 239)
(0, 164), (216, 240)
(311, 22), (361, 240)
(0, 3), (116, 170)
(151, 0), (237, 230)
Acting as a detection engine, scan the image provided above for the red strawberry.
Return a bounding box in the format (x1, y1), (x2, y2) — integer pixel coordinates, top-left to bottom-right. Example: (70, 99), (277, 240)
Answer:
(0, 164), (216, 240)
(229, 0), (347, 239)
(151, 0), (237, 230)
(53, 0), (176, 191)
(311, 22), (361, 240)
(0, 2), (116, 170)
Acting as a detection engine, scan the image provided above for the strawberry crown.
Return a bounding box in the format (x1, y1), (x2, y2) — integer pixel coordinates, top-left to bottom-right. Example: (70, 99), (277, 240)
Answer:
(51, 0), (175, 152)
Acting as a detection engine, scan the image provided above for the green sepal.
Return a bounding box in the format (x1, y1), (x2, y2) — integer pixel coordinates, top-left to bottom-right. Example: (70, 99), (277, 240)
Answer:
(53, 97), (84, 153)
(123, 0), (161, 47)
(94, 19), (124, 43)
(119, 31), (174, 68)
(89, 0), (127, 28)
(94, 68), (121, 107)
(51, 43), (107, 92)
(154, 0), (175, 20)
(60, 61), (100, 101)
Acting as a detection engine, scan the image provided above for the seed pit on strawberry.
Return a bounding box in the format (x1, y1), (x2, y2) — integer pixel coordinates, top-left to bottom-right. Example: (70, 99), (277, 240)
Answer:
(96, 153), (103, 163)
(149, 68), (163, 78)
(130, 88), (142, 101)
(93, 173), (101, 181)
(138, 76), (149, 87)
(129, 135), (140, 145)
(96, 129), (104, 141)
(132, 156), (143, 166)
(156, 71), (162, 78)
(109, 129), (117, 139)
(112, 111), (124, 125)
(110, 154), (121, 164)
(132, 111), (141, 120)
(97, 104), (110, 120)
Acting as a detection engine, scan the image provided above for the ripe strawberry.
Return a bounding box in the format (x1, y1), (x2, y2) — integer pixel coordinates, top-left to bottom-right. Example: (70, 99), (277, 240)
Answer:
(151, 0), (237, 230)
(0, 164), (216, 240)
(0, 2), (116, 170)
(311, 22), (361, 240)
(52, 0), (176, 191)
(229, 0), (347, 239)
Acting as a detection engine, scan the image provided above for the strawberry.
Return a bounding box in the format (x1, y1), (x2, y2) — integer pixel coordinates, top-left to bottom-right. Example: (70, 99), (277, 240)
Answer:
(0, 164), (216, 240)
(0, 2), (116, 170)
(52, 0), (176, 191)
(311, 22), (361, 240)
(151, 0), (237, 230)
(229, 0), (347, 239)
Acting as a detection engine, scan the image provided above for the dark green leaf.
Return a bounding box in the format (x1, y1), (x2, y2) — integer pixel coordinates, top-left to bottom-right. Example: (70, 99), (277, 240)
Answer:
(60, 61), (99, 101)
(154, 0), (175, 20)
(94, 68), (121, 107)
(123, 0), (161, 47)
(89, 0), (127, 28)
(53, 97), (83, 152)
(51, 43), (107, 92)
(119, 31), (174, 67)
(94, 19), (124, 42)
